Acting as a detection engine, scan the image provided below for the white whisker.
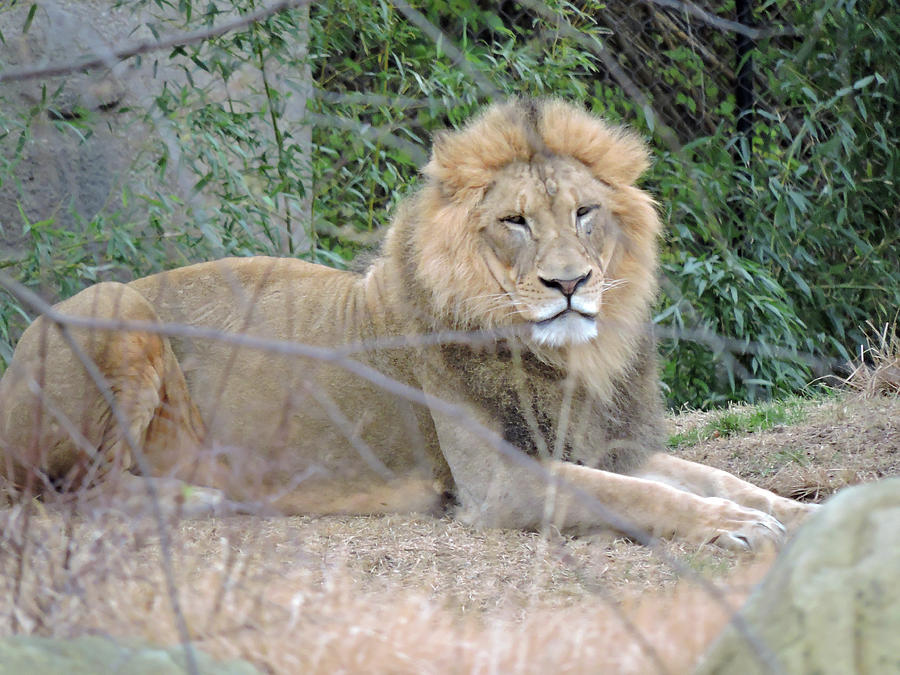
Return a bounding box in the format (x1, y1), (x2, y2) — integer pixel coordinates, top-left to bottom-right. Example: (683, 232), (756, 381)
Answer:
(601, 278), (629, 292)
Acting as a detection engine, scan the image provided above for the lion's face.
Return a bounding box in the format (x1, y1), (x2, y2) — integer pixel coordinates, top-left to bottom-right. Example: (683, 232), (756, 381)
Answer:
(475, 157), (623, 347)
(400, 99), (661, 360)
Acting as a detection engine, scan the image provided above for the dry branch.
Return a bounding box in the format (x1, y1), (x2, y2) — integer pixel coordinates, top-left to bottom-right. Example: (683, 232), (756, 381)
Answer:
(0, 0), (310, 84)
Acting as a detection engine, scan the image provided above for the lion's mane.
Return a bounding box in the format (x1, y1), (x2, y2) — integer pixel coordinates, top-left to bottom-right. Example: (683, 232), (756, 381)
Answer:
(383, 99), (662, 401)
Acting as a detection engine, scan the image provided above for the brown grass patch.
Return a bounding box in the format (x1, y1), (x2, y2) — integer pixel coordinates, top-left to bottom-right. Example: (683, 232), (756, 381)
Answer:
(0, 506), (768, 674)
(674, 396), (900, 502)
(842, 320), (900, 397)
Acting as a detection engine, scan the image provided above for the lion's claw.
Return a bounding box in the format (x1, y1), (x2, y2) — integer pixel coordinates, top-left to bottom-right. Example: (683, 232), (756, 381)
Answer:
(694, 497), (788, 552)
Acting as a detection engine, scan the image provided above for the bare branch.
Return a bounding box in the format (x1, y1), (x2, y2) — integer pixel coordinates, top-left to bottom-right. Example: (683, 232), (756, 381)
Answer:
(643, 0), (794, 40)
(0, 0), (310, 84)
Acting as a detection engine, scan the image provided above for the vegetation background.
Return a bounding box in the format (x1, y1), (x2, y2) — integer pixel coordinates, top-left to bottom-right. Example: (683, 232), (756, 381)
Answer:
(0, 0), (897, 409)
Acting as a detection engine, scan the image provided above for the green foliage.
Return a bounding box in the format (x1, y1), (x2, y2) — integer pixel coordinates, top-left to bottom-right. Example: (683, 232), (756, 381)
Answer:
(651, 0), (899, 406)
(0, 0), (896, 411)
(755, 0), (899, 350)
(307, 0), (609, 236)
(140, 0), (318, 258)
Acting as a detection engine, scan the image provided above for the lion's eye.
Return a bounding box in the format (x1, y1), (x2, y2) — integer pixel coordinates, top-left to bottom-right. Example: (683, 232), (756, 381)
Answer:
(576, 205), (598, 235)
(501, 214), (529, 231)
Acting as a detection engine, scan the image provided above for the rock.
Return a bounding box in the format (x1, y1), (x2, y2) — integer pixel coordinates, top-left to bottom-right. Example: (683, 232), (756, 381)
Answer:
(696, 477), (900, 674)
(0, 2), (136, 247)
(0, 635), (260, 675)
(0, 0), (312, 266)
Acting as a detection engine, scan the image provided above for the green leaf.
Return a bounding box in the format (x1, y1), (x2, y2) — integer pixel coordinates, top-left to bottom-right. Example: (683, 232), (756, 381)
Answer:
(23, 4), (38, 34)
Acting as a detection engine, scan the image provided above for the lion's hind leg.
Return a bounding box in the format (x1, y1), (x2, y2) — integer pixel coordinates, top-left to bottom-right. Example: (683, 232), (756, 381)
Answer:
(0, 282), (216, 515)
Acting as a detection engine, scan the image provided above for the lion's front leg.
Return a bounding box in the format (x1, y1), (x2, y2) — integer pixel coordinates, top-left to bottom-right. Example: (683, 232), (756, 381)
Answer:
(423, 390), (786, 550)
(632, 452), (818, 531)
(445, 441), (787, 551)
(540, 462), (787, 551)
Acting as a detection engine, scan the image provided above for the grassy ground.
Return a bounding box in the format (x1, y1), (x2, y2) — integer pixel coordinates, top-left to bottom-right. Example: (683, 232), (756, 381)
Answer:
(1, 391), (898, 673)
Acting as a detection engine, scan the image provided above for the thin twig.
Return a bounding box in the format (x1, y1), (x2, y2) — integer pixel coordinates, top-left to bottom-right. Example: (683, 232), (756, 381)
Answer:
(643, 0), (794, 39)
(0, 0), (310, 84)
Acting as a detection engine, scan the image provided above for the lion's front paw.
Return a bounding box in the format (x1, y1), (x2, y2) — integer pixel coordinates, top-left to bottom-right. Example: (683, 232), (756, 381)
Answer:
(688, 497), (787, 552)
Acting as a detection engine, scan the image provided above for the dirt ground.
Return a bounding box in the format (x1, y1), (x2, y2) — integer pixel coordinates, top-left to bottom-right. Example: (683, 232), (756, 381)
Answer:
(1, 393), (898, 673)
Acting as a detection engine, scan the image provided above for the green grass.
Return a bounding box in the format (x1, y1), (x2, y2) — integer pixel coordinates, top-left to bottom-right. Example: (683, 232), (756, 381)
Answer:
(666, 395), (824, 450)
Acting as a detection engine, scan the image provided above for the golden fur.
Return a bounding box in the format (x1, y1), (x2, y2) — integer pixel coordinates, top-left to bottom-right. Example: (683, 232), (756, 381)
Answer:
(0, 100), (814, 549)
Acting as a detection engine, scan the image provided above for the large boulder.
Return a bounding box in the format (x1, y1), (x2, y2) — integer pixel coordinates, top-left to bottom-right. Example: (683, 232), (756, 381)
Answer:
(0, 1), (146, 251)
(696, 477), (900, 674)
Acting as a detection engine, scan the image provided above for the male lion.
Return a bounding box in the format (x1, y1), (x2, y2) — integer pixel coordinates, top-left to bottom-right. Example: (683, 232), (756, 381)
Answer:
(0, 99), (813, 550)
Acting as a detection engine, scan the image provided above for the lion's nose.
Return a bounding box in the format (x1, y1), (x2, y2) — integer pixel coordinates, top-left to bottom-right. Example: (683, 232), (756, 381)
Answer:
(539, 270), (591, 298)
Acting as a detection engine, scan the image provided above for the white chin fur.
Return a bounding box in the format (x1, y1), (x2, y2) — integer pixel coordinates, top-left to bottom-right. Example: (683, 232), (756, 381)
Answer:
(530, 313), (598, 347)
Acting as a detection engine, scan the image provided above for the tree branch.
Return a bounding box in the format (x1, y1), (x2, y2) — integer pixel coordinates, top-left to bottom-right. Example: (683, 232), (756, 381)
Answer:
(0, 0), (310, 84)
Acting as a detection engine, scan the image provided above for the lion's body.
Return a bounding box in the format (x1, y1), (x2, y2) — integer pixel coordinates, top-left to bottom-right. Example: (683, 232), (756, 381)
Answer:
(128, 258), (445, 512)
(0, 100), (814, 548)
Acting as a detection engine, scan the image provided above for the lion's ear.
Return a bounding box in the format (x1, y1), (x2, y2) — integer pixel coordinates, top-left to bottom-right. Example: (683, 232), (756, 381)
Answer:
(425, 132), (482, 199)
(539, 100), (650, 186)
(425, 127), (496, 200)
(425, 104), (533, 200)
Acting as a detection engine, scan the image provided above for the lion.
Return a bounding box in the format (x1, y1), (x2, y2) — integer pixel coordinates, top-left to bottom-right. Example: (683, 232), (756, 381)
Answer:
(0, 99), (814, 550)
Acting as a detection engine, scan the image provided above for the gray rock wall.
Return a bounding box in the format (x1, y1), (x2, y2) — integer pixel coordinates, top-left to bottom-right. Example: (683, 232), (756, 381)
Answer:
(0, 1), (311, 264)
(1, 2), (154, 252)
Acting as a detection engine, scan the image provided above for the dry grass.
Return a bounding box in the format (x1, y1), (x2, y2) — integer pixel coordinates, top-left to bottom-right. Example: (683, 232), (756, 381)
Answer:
(674, 395), (900, 502)
(841, 320), (900, 398)
(0, 507), (765, 674)
(1, 391), (898, 673)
